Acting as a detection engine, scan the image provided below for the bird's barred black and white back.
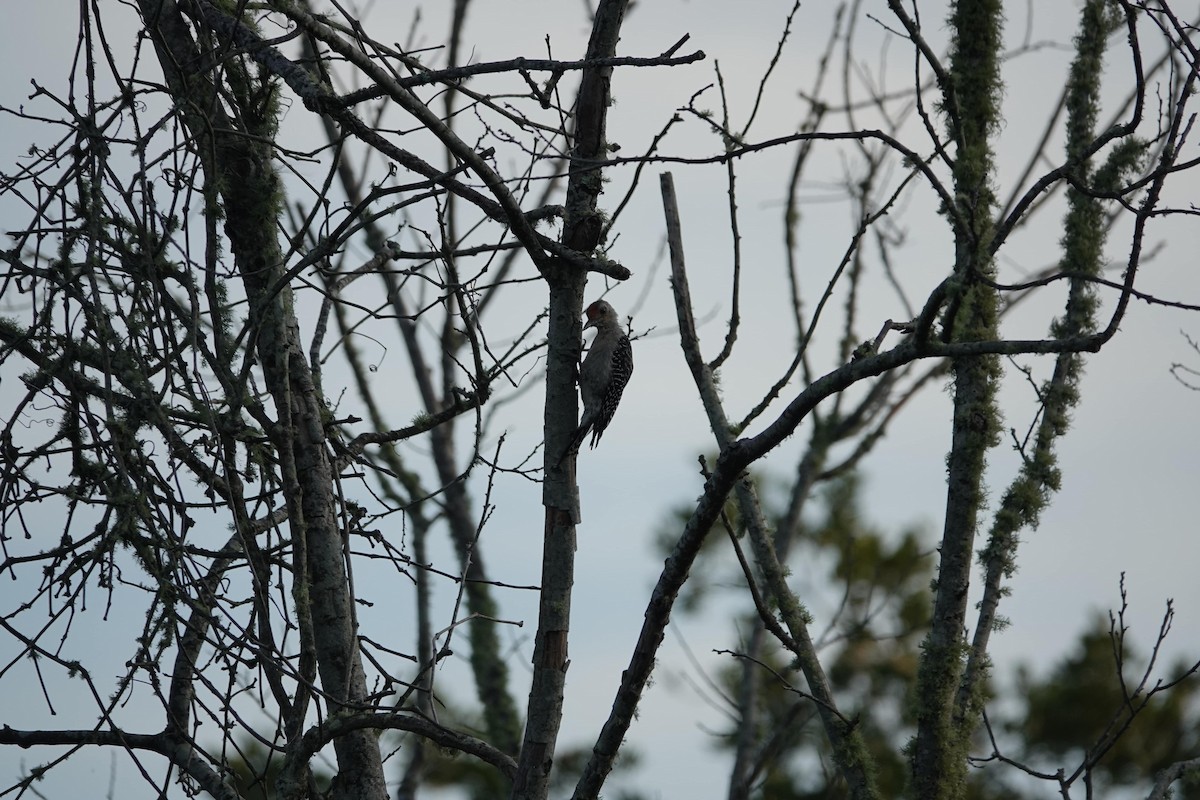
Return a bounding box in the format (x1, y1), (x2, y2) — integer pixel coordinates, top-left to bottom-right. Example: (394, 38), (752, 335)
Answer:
(561, 299), (635, 462)
(588, 333), (633, 448)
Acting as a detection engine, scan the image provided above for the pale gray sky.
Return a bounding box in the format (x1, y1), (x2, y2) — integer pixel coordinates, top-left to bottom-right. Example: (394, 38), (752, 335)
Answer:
(2, 2), (1198, 798)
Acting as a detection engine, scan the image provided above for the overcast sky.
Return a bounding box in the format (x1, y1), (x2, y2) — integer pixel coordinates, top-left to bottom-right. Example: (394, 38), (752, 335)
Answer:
(2, 2), (1199, 798)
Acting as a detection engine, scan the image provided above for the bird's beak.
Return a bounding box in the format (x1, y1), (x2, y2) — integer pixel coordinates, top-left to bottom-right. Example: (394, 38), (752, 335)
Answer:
(583, 317), (596, 331)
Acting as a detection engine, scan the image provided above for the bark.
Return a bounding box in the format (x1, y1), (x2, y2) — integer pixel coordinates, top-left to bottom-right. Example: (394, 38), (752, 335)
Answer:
(514, 2), (630, 798)
(136, 2), (386, 796)
(956, 0), (1120, 733)
(662, 174), (879, 800)
(307, 67), (525, 756)
(910, 2), (1004, 797)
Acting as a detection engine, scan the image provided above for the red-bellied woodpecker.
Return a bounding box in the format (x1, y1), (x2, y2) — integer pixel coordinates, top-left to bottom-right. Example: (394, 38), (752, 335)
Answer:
(564, 299), (633, 458)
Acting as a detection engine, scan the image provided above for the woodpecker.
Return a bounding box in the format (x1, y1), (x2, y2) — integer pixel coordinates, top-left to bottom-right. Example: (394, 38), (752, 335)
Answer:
(564, 299), (633, 458)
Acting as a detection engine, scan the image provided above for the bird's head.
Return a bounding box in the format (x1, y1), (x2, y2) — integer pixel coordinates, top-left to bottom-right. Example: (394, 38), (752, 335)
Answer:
(583, 299), (617, 331)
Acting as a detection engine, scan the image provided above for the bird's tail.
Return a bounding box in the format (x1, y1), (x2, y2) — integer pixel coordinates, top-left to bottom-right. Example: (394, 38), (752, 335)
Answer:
(555, 417), (593, 467)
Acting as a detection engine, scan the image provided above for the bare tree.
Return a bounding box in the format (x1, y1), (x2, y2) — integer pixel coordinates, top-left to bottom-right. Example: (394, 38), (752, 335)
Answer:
(1, 2), (1198, 800)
